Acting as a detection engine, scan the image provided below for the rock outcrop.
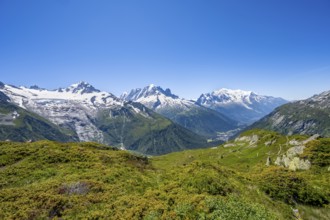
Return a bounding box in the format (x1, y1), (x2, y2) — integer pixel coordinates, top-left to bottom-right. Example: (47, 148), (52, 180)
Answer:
(273, 135), (319, 171)
(235, 135), (259, 147)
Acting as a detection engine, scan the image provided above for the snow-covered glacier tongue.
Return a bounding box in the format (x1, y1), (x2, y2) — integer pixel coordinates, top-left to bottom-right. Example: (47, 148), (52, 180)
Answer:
(0, 82), (127, 144)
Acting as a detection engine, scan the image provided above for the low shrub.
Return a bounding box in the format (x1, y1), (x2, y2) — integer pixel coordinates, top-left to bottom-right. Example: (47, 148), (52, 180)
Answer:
(259, 167), (328, 206)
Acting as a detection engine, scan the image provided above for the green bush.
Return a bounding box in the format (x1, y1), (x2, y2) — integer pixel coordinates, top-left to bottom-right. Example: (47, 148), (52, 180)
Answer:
(180, 162), (235, 196)
(303, 139), (330, 167)
(259, 167), (328, 206)
(205, 196), (276, 220)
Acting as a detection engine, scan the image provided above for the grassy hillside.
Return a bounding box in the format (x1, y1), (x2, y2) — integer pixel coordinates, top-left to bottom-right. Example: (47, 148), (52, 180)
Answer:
(153, 129), (330, 219)
(0, 129), (329, 219)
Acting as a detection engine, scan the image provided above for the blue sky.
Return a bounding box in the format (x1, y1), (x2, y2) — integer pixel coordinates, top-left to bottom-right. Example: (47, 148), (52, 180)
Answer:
(0, 0), (329, 100)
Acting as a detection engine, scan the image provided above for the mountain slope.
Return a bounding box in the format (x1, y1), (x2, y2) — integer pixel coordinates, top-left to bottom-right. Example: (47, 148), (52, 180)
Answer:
(94, 101), (208, 155)
(122, 85), (238, 138)
(197, 88), (287, 125)
(249, 90), (330, 137)
(128, 123), (209, 155)
(0, 91), (76, 142)
(0, 81), (207, 155)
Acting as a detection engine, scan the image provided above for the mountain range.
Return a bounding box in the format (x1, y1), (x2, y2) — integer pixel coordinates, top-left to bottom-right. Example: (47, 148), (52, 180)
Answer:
(0, 81), (209, 155)
(122, 85), (287, 139)
(121, 84), (238, 138)
(3, 80), (327, 155)
(197, 88), (288, 125)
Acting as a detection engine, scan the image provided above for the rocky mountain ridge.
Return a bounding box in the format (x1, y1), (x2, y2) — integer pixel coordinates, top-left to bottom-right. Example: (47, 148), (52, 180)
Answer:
(249, 90), (330, 137)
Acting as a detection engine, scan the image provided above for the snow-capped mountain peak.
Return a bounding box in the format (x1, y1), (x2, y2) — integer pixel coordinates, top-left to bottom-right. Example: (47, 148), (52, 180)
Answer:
(147, 84), (156, 90)
(197, 88), (287, 125)
(121, 84), (179, 102)
(199, 88), (255, 106)
(213, 88), (253, 96)
(122, 85), (191, 111)
(198, 88), (283, 108)
(0, 81), (132, 143)
(122, 85), (239, 138)
(1, 81), (122, 110)
(58, 81), (101, 94)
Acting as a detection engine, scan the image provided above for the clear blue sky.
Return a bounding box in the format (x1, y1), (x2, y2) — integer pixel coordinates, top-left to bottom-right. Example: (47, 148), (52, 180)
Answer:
(1, 0), (329, 100)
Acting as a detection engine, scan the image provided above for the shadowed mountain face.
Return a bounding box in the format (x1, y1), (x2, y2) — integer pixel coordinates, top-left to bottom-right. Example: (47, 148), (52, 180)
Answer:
(248, 90), (330, 137)
(197, 88), (288, 125)
(0, 82), (208, 155)
(122, 85), (238, 138)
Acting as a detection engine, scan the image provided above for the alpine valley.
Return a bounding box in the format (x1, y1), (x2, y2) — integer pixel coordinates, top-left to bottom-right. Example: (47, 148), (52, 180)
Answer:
(121, 85), (238, 138)
(122, 85), (287, 139)
(0, 81), (210, 155)
(0, 81), (291, 155)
